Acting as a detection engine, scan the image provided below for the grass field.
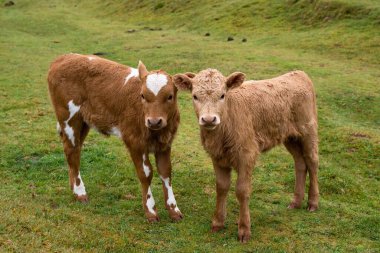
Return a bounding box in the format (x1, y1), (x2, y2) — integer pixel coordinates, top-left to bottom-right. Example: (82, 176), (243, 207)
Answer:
(0, 0), (379, 252)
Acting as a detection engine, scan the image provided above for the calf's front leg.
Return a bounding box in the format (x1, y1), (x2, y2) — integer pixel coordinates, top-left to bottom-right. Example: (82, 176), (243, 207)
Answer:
(130, 149), (159, 222)
(155, 148), (183, 221)
(211, 159), (232, 232)
(236, 164), (253, 243)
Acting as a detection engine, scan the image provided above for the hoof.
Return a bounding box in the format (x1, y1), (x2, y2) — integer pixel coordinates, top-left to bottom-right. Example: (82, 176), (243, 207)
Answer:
(147, 215), (160, 222)
(75, 194), (89, 203)
(287, 201), (301, 209)
(168, 207), (183, 222)
(307, 203), (318, 212)
(238, 231), (251, 243)
(170, 212), (184, 222)
(211, 225), (224, 233)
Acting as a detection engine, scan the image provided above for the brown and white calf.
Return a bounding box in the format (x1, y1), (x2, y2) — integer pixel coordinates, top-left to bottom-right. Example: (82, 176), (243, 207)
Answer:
(173, 69), (319, 242)
(48, 53), (183, 221)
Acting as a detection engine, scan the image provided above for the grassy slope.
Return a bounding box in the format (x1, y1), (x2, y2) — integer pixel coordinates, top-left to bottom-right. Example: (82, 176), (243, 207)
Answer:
(0, 0), (379, 252)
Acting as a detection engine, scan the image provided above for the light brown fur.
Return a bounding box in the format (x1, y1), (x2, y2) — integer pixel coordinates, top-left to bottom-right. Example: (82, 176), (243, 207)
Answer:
(48, 53), (183, 221)
(173, 69), (319, 242)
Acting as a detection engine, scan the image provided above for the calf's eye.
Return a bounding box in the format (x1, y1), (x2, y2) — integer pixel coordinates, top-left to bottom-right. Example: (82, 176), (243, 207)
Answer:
(220, 94), (225, 99)
(141, 94), (145, 100)
(168, 95), (173, 101)
(193, 95), (198, 100)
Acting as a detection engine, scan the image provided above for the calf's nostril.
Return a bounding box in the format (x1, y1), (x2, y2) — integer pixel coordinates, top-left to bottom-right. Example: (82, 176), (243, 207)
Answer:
(147, 118), (163, 127)
(201, 116), (217, 124)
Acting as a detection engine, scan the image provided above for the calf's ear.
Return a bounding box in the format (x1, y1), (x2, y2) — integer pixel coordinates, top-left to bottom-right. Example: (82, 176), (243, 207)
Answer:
(173, 74), (193, 91)
(226, 72), (245, 90)
(138, 60), (148, 80)
(184, 72), (196, 78)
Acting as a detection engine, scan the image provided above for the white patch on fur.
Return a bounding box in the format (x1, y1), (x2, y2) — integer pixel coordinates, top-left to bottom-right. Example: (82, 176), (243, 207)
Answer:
(88, 57), (95, 61)
(56, 122), (61, 134)
(109, 127), (122, 138)
(146, 187), (156, 215)
(64, 125), (75, 145)
(67, 100), (80, 119)
(160, 176), (180, 213)
(124, 68), (139, 84)
(142, 154), (150, 177)
(146, 73), (168, 96)
(64, 100), (81, 146)
(73, 173), (86, 196)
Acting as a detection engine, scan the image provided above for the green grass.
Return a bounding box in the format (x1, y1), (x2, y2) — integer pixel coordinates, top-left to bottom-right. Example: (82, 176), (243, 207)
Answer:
(0, 0), (379, 252)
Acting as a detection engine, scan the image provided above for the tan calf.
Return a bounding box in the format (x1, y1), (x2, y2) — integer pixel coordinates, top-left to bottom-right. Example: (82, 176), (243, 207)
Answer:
(173, 69), (319, 242)
(48, 54), (183, 221)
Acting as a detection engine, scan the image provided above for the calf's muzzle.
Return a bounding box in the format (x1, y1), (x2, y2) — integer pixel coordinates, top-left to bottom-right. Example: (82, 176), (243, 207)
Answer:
(146, 117), (166, 130)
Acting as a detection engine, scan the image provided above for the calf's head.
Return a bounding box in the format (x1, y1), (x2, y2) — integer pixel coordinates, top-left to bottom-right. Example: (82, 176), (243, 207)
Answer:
(138, 61), (178, 131)
(173, 69), (245, 130)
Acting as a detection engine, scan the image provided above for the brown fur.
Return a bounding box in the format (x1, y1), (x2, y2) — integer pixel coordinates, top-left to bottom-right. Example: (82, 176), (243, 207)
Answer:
(48, 53), (183, 221)
(173, 69), (319, 242)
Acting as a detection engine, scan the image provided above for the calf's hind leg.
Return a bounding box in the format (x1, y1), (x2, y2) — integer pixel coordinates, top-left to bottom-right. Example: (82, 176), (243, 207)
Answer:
(58, 107), (89, 203)
(302, 135), (319, 211)
(284, 139), (307, 209)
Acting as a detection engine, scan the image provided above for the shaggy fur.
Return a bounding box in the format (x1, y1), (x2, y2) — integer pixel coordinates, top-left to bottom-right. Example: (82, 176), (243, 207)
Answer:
(173, 69), (319, 242)
(48, 53), (183, 221)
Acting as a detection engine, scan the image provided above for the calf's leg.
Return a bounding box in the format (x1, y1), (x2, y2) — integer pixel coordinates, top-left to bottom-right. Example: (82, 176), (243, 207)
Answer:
(211, 160), (232, 232)
(284, 139), (307, 209)
(59, 116), (89, 203)
(130, 149), (159, 222)
(236, 164), (253, 243)
(302, 135), (319, 211)
(155, 149), (183, 221)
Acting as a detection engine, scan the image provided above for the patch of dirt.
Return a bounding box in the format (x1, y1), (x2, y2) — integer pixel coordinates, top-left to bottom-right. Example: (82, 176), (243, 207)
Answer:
(351, 132), (370, 139)
(122, 193), (136, 200)
(143, 27), (162, 31)
(50, 201), (59, 209)
(203, 186), (214, 196)
(4, 1), (15, 7)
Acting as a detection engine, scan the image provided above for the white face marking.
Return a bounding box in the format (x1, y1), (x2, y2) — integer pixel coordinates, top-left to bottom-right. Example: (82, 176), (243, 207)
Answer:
(88, 57), (95, 61)
(64, 100), (81, 146)
(146, 73), (168, 96)
(56, 122), (61, 134)
(142, 154), (150, 177)
(109, 126), (122, 138)
(124, 68), (139, 85)
(160, 176), (180, 213)
(146, 187), (156, 215)
(73, 173), (86, 196)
